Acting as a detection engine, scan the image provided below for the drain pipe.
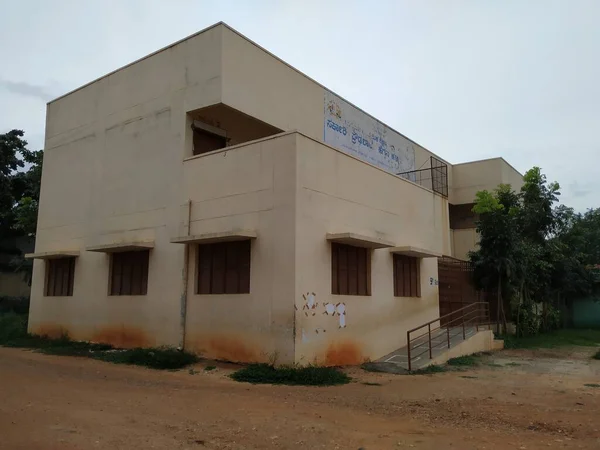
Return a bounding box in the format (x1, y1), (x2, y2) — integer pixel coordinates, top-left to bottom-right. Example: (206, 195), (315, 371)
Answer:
(179, 199), (192, 350)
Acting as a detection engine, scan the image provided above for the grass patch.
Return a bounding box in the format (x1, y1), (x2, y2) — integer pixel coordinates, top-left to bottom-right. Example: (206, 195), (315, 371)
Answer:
(505, 362), (521, 367)
(447, 355), (479, 367)
(230, 363), (350, 386)
(584, 383), (600, 388)
(204, 365), (217, 371)
(0, 313), (197, 370)
(460, 375), (478, 379)
(94, 347), (198, 370)
(362, 381), (382, 386)
(502, 329), (600, 349)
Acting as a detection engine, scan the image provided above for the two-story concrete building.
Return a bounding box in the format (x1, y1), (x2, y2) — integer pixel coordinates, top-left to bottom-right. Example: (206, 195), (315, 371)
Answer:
(26, 22), (522, 365)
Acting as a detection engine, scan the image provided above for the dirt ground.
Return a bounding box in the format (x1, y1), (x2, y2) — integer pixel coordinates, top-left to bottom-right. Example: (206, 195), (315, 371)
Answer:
(1, 346), (599, 450)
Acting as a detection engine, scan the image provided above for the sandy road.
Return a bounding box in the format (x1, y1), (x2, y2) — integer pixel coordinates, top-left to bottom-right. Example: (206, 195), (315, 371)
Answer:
(0, 347), (599, 449)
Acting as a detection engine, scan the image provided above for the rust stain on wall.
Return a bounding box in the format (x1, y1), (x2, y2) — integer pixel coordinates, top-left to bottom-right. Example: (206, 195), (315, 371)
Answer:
(187, 334), (263, 363)
(91, 325), (152, 348)
(32, 323), (70, 339)
(207, 336), (261, 363)
(324, 341), (364, 366)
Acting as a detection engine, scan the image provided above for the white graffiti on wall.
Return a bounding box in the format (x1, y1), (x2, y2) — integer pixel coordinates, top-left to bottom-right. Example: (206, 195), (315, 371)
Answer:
(323, 301), (347, 329)
(324, 91), (416, 175)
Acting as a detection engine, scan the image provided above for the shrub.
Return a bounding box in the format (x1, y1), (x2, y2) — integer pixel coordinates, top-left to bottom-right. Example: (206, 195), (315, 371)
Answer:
(97, 347), (198, 370)
(231, 363), (351, 386)
(0, 312), (28, 344)
(0, 296), (30, 315)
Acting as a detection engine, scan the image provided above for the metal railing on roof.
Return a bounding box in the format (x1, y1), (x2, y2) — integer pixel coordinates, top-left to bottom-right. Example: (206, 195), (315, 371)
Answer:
(398, 156), (449, 198)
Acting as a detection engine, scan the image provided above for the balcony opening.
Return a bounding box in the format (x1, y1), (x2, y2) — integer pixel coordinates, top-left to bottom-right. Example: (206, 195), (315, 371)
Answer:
(188, 103), (283, 157)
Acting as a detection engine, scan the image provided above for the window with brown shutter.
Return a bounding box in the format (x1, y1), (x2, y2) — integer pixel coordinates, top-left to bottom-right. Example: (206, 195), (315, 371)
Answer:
(192, 128), (227, 156)
(109, 250), (149, 296)
(449, 203), (478, 229)
(393, 255), (421, 297)
(331, 243), (370, 296)
(45, 258), (76, 296)
(196, 240), (251, 294)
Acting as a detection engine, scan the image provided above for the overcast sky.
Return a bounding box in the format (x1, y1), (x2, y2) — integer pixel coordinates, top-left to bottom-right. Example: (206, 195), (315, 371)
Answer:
(1, 0), (598, 210)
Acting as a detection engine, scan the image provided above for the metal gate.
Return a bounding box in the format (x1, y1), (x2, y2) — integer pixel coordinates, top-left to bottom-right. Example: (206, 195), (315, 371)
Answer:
(438, 256), (481, 325)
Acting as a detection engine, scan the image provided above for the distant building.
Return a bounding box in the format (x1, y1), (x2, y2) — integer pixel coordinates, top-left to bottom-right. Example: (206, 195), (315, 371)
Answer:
(27, 23), (522, 365)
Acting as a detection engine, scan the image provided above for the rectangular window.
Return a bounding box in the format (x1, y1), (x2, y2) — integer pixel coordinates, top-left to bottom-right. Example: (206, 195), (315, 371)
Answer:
(331, 243), (370, 296)
(393, 255), (421, 297)
(449, 203), (477, 229)
(110, 250), (149, 296)
(197, 241), (251, 294)
(192, 127), (227, 156)
(45, 258), (75, 296)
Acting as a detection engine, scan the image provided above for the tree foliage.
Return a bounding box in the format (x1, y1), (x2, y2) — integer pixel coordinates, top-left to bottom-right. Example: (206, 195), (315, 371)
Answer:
(470, 167), (598, 337)
(0, 130), (43, 283)
(0, 130), (42, 239)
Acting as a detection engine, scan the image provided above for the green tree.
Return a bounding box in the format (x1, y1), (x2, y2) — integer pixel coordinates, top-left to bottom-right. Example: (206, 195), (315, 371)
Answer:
(470, 185), (520, 334)
(470, 167), (599, 336)
(0, 130), (43, 237)
(0, 129), (43, 284)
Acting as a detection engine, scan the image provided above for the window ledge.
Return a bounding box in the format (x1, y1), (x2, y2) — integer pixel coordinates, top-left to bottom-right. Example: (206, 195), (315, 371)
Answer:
(389, 246), (441, 258)
(25, 251), (80, 260)
(86, 241), (154, 253)
(326, 232), (395, 249)
(170, 230), (257, 245)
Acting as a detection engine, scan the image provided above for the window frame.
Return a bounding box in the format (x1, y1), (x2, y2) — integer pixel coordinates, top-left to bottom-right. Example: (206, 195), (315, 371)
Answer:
(196, 240), (251, 295)
(44, 257), (76, 297)
(393, 254), (421, 298)
(109, 250), (150, 296)
(331, 242), (371, 296)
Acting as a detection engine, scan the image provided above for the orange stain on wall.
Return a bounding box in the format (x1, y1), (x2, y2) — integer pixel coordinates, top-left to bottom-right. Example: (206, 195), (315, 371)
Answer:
(324, 341), (364, 366)
(91, 325), (152, 348)
(208, 336), (261, 363)
(32, 323), (70, 339)
(186, 335), (262, 363)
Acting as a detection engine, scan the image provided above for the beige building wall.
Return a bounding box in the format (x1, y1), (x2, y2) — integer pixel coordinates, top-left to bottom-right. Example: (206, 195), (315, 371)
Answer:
(294, 134), (447, 365)
(29, 25), (224, 346)
(30, 22), (524, 364)
(180, 134), (297, 363)
(220, 25), (453, 188)
(450, 158), (523, 259)
(451, 157), (524, 205)
(452, 229), (479, 261)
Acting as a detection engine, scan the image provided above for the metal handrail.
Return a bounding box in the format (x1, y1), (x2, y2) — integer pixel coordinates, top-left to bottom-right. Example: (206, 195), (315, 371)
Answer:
(406, 302), (491, 371)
